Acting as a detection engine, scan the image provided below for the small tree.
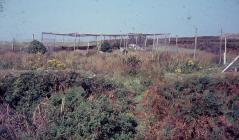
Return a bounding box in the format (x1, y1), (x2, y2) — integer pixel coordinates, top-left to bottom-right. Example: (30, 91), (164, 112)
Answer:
(100, 41), (112, 52)
(28, 40), (47, 54)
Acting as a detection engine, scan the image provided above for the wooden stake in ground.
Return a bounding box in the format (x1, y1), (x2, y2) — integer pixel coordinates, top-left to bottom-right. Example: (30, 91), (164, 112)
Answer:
(153, 34), (156, 50)
(120, 36), (123, 48)
(193, 28), (198, 60)
(156, 36), (159, 51)
(168, 35), (171, 44)
(219, 28), (223, 64)
(11, 38), (15, 52)
(41, 33), (43, 42)
(144, 36), (148, 48)
(135, 36), (138, 46)
(87, 42), (90, 54)
(96, 36), (99, 53)
(176, 35), (178, 52)
(74, 33), (77, 51)
(224, 37), (227, 65)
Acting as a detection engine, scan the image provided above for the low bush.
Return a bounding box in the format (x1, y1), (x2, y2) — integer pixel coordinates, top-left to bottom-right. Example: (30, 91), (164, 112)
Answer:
(0, 71), (138, 139)
(38, 87), (137, 139)
(47, 59), (66, 70)
(100, 41), (112, 52)
(142, 75), (239, 139)
(123, 55), (142, 76)
(27, 40), (47, 54)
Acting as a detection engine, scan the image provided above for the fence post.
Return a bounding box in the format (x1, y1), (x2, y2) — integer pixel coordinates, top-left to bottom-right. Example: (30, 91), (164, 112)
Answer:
(193, 28), (198, 60)
(74, 33), (77, 51)
(223, 37), (227, 65)
(144, 36), (148, 48)
(219, 29), (223, 64)
(176, 35), (178, 52)
(120, 36), (123, 48)
(11, 38), (15, 52)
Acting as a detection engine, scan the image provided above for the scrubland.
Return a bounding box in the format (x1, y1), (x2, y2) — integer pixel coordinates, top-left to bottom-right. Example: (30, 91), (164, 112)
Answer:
(0, 47), (238, 139)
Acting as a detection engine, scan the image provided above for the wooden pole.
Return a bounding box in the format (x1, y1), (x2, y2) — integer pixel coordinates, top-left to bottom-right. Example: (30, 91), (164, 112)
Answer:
(74, 33), (76, 51)
(168, 35), (171, 45)
(124, 36), (126, 49)
(62, 36), (65, 47)
(87, 42), (90, 54)
(77, 36), (80, 47)
(156, 36), (159, 50)
(32, 34), (35, 41)
(53, 35), (56, 50)
(222, 55), (239, 73)
(193, 28), (198, 60)
(96, 36), (99, 53)
(224, 37), (227, 65)
(125, 35), (128, 49)
(120, 36), (123, 48)
(11, 38), (15, 52)
(176, 35), (178, 52)
(153, 34), (156, 50)
(144, 36), (148, 48)
(41, 33), (43, 42)
(219, 28), (223, 64)
(135, 36), (138, 46)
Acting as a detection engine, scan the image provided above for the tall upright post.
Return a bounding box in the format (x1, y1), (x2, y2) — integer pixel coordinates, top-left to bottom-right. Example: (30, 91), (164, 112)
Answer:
(168, 35), (171, 45)
(41, 33), (43, 42)
(87, 42), (90, 54)
(96, 36), (99, 53)
(74, 33), (77, 51)
(135, 36), (138, 46)
(119, 36), (122, 48)
(224, 37), (227, 65)
(11, 38), (15, 52)
(32, 34), (35, 41)
(156, 36), (159, 50)
(77, 36), (80, 47)
(193, 28), (198, 60)
(153, 34), (156, 50)
(53, 35), (56, 49)
(176, 35), (178, 52)
(126, 35), (129, 49)
(62, 36), (65, 46)
(144, 36), (148, 48)
(219, 28), (223, 64)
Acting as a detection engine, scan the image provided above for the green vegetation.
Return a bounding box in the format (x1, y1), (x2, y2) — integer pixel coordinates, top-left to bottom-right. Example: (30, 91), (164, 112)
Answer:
(0, 71), (138, 139)
(142, 75), (239, 139)
(0, 49), (238, 139)
(27, 40), (47, 54)
(100, 41), (112, 52)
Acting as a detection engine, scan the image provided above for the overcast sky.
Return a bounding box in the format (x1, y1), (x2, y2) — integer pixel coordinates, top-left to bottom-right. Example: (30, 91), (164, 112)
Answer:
(0, 0), (239, 41)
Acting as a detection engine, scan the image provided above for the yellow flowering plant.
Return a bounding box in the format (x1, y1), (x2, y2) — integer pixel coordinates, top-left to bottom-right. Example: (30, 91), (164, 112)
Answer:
(47, 59), (66, 70)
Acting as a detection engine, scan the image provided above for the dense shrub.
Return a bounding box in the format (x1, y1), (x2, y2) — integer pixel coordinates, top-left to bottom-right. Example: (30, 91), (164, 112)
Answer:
(38, 87), (137, 139)
(100, 41), (112, 52)
(27, 40), (47, 54)
(123, 55), (142, 76)
(143, 75), (239, 139)
(0, 71), (137, 139)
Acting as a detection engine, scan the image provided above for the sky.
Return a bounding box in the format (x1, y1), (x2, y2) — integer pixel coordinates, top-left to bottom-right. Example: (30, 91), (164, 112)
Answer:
(0, 0), (239, 41)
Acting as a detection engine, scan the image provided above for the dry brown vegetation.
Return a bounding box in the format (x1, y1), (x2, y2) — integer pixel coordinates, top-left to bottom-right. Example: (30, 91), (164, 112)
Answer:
(1, 47), (238, 139)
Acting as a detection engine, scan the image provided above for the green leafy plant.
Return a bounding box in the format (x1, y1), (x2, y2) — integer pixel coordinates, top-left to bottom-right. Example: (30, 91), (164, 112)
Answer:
(123, 55), (142, 76)
(38, 87), (137, 139)
(100, 41), (112, 52)
(27, 40), (47, 54)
